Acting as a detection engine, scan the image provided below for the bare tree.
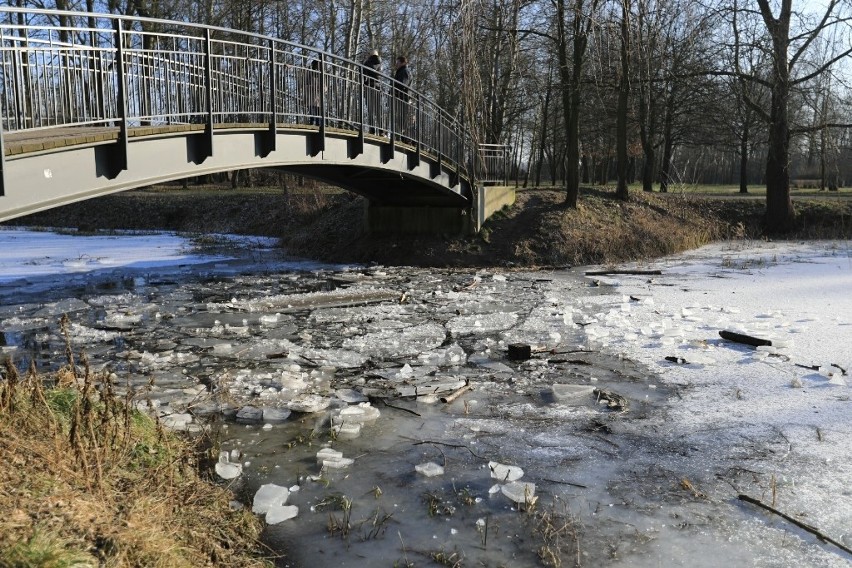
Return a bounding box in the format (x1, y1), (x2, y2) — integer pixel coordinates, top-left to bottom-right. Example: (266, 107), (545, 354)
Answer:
(556, 0), (602, 206)
(732, 0), (852, 231)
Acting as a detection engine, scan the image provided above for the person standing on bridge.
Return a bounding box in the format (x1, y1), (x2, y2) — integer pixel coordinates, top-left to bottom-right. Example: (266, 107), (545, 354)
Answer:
(302, 59), (323, 126)
(393, 56), (411, 139)
(362, 50), (382, 134)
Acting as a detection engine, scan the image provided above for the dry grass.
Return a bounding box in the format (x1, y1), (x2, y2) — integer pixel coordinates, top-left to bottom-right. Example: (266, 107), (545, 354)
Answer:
(0, 327), (272, 568)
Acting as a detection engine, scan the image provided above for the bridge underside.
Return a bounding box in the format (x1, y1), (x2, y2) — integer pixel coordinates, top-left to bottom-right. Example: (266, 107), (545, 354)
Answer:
(282, 164), (464, 206)
(0, 125), (472, 223)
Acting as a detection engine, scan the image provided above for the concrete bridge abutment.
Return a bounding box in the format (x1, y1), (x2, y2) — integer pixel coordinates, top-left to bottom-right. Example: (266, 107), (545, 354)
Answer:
(365, 185), (516, 235)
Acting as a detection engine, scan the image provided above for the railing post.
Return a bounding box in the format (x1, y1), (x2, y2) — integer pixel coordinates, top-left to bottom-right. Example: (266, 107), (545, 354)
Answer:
(388, 77), (395, 148)
(413, 93), (421, 167)
(318, 52), (326, 146)
(200, 27), (214, 159)
(110, 19), (128, 175)
(358, 64), (365, 140)
(0, 97), (6, 196)
(11, 44), (23, 129)
(265, 38), (277, 155)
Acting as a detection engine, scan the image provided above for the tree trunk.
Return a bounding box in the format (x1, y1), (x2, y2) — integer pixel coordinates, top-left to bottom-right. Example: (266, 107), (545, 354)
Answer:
(739, 123), (749, 193)
(615, 0), (630, 201)
(556, 0), (593, 208)
(758, 0), (796, 232)
(658, 83), (676, 193)
(535, 70), (552, 187)
(641, 151), (654, 192)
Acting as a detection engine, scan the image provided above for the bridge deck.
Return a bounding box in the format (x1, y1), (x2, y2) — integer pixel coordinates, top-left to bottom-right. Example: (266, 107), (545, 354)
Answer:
(3, 124), (440, 162)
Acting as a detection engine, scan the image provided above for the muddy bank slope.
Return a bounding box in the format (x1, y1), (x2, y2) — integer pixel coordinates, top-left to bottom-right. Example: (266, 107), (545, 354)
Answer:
(10, 186), (851, 267)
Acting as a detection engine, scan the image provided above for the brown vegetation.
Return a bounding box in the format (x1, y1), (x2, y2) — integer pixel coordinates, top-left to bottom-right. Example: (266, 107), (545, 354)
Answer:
(0, 326), (272, 567)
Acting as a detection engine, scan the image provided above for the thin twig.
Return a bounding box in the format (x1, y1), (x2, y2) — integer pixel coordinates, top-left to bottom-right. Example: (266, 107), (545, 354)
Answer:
(412, 440), (485, 459)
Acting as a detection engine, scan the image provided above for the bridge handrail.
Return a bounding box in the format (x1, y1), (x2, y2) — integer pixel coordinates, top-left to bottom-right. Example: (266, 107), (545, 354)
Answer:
(0, 7), (474, 184)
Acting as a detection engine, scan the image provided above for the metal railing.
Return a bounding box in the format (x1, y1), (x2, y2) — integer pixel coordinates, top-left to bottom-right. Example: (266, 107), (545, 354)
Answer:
(478, 143), (510, 185)
(0, 7), (472, 185)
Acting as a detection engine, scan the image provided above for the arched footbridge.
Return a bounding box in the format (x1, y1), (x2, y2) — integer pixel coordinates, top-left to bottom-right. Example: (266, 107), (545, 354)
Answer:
(0, 8), (514, 233)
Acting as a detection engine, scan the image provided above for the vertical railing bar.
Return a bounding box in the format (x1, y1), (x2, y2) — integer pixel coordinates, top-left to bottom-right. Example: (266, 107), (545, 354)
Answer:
(318, 51), (326, 148)
(358, 63), (365, 141)
(0, 31), (6, 196)
(267, 38), (277, 153)
(112, 18), (128, 173)
(12, 40), (22, 129)
(202, 27), (214, 156)
(414, 93), (421, 163)
(389, 75), (395, 148)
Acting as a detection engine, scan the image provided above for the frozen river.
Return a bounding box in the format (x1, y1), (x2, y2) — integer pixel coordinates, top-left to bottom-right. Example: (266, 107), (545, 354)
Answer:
(1, 227), (850, 567)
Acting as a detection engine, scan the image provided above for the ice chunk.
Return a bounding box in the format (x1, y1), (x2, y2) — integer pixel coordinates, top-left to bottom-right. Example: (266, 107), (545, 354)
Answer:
(215, 451), (243, 480)
(160, 413), (192, 430)
(266, 504), (299, 524)
(316, 448), (343, 464)
(262, 407), (291, 423)
(332, 422), (362, 439)
(338, 403), (380, 423)
(236, 406), (263, 424)
(323, 457), (355, 469)
(288, 395), (330, 413)
(551, 384), (595, 402)
(252, 483), (289, 514)
(335, 388), (368, 403)
(501, 482), (537, 506)
(489, 461), (524, 482)
(212, 343), (233, 355)
(259, 314), (281, 325)
(415, 462), (445, 477)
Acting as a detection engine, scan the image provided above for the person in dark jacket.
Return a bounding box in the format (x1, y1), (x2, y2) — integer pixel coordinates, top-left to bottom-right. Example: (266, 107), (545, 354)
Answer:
(362, 50), (382, 134)
(393, 56), (411, 137)
(301, 59), (322, 126)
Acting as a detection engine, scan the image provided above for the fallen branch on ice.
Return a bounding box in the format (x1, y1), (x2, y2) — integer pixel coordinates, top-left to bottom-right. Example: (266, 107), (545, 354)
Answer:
(719, 330), (772, 347)
(738, 494), (852, 556)
(584, 269), (662, 276)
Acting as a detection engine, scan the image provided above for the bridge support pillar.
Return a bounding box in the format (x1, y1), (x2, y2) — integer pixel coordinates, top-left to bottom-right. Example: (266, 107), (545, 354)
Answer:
(365, 203), (476, 235)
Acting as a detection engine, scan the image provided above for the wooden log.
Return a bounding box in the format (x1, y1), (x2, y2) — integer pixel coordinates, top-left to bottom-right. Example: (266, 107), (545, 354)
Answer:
(440, 381), (472, 404)
(584, 269), (662, 276)
(508, 343), (532, 361)
(719, 330), (772, 347)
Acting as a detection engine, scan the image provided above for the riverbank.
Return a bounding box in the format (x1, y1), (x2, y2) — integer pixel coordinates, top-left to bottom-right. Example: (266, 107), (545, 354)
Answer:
(11, 185), (852, 267)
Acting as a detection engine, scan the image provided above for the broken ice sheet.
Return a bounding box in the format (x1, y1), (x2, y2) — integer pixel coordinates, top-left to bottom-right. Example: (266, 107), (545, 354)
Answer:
(252, 483), (289, 514)
(501, 482), (537, 506)
(266, 505), (298, 524)
(447, 312), (518, 335)
(415, 462), (445, 477)
(335, 388), (368, 403)
(288, 395), (331, 413)
(215, 451), (243, 480)
(342, 322), (446, 358)
(551, 384), (595, 403)
(394, 378), (467, 398)
(417, 343), (467, 366)
(489, 461), (524, 482)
